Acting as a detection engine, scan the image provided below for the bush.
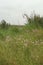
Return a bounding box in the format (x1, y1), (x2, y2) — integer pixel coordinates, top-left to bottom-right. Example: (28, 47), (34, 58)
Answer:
(0, 20), (9, 29)
(24, 13), (43, 28)
(11, 27), (20, 33)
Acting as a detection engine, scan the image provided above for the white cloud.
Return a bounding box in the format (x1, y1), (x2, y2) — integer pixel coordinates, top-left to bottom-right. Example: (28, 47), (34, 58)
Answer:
(0, 0), (43, 25)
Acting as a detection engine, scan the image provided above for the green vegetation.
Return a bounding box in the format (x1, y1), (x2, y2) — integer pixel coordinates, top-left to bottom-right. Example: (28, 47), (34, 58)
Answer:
(0, 20), (8, 29)
(0, 14), (43, 65)
(24, 13), (43, 29)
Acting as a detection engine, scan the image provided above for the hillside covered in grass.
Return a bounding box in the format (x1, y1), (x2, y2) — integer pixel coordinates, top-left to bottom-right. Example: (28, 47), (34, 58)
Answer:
(0, 14), (43, 65)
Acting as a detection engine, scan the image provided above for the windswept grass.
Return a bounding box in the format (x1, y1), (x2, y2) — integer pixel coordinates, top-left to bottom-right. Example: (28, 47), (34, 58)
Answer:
(0, 25), (43, 65)
(0, 14), (43, 65)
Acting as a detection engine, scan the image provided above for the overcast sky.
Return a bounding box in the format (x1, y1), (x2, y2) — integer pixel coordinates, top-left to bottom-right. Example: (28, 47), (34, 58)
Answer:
(0, 0), (43, 25)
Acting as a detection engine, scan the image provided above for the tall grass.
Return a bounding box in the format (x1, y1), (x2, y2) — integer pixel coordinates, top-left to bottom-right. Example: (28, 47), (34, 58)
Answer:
(0, 14), (43, 65)
(24, 13), (43, 29)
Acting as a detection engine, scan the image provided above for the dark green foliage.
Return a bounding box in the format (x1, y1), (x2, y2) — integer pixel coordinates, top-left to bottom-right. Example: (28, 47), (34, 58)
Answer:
(14, 27), (19, 33)
(24, 13), (43, 28)
(10, 26), (20, 35)
(0, 20), (9, 29)
(39, 17), (43, 27)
